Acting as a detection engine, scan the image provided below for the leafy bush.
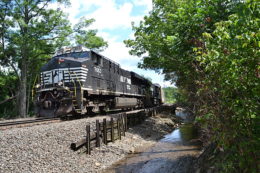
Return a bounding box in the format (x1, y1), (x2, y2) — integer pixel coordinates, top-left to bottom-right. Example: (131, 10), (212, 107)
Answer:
(125, 0), (259, 171)
(0, 71), (18, 118)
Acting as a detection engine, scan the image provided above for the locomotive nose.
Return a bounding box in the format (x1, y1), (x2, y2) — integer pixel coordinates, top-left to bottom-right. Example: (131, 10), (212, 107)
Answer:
(41, 56), (83, 71)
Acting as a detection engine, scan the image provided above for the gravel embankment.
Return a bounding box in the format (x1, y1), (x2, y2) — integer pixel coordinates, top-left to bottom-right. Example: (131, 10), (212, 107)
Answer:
(0, 112), (177, 173)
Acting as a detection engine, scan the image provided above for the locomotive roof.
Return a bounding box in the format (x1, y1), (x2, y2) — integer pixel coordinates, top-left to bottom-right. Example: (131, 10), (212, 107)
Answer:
(51, 46), (158, 86)
(91, 50), (120, 66)
(153, 83), (161, 87)
(53, 45), (119, 66)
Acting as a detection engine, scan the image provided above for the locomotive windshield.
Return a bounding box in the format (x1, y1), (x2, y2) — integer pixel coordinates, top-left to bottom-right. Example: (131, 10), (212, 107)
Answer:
(55, 51), (90, 59)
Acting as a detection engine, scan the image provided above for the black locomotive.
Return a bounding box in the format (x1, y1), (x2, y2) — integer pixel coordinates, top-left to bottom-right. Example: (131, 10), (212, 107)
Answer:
(35, 46), (163, 117)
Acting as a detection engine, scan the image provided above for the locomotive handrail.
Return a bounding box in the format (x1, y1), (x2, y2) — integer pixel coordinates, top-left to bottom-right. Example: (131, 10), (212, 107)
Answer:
(67, 70), (77, 98)
(71, 71), (82, 88)
(65, 69), (83, 103)
(31, 74), (38, 101)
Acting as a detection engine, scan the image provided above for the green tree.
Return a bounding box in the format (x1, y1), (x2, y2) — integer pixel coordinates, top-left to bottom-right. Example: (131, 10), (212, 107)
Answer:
(0, 0), (108, 117)
(197, 2), (259, 171)
(73, 17), (108, 51)
(0, 0), (72, 117)
(163, 87), (177, 103)
(125, 0), (259, 171)
(125, 0), (236, 112)
(0, 70), (18, 118)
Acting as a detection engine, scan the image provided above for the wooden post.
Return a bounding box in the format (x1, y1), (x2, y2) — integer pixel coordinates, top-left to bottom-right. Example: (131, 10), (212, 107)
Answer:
(117, 118), (121, 140)
(128, 114), (131, 127)
(96, 120), (100, 147)
(111, 118), (114, 142)
(140, 111), (143, 122)
(134, 113), (137, 124)
(137, 112), (141, 124)
(103, 118), (107, 145)
(86, 125), (91, 154)
(130, 114), (133, 126)
(132, 114), (135, 126)
(121, 114), (125, 136)
(124, 113), (128, 130)
(143, 111), (146, 121)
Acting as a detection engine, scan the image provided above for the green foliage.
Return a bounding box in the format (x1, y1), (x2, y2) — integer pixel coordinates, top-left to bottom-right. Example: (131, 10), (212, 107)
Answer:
(125, 0), (259, 171)
(73, 17), (108, 51)
(0, 71), (18, 118)
(163, 87), (177, 103)
(197, 2), (260, 171)
(0, 0), (108, 117)
(163, 87), (188, 104)
(0, 0), (74, 117)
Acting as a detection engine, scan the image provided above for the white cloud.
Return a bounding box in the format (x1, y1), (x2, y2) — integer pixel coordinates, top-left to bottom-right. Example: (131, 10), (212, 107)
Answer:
(49, 0), (144, 28)
(49, 0), (173, 87)
(84, 1), (143, 30)
(101, 36), (139, 64)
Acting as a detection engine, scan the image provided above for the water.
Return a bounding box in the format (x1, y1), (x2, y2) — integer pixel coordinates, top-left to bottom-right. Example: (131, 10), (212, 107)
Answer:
(104, 110), (200, 173)
(161, 124), (198, 143)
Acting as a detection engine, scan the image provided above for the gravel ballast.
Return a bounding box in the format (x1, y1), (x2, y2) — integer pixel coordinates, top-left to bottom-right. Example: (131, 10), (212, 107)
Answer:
(0, 112), (177, 173)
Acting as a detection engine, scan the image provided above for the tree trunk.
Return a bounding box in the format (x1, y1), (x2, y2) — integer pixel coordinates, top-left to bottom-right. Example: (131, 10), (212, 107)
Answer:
(18, 3), (30, 118)
(26, 76), (32, 116)
(18, 58), (27, 117)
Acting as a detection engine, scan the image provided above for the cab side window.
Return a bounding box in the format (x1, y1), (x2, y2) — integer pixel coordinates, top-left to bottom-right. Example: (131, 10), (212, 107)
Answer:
(109, 62), (112, 71)
(91, 52), (103, 66)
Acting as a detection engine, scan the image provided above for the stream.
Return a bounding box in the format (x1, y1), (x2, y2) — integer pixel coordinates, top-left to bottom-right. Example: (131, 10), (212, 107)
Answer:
(104, 108), (201, 173)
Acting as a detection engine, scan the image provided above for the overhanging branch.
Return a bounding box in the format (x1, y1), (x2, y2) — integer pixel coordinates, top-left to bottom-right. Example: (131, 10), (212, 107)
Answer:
(0, 95), (17, 105)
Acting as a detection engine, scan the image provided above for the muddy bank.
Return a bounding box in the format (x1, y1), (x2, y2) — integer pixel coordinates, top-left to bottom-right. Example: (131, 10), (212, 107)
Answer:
(104, 112), (202, 173)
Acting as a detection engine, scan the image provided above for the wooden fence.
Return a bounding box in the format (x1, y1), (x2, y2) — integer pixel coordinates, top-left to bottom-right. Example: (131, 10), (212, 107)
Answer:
(70, 105), (173, 154)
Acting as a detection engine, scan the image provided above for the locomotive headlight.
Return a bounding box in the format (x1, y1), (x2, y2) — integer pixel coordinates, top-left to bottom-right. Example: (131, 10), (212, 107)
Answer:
(35, 84), (40, 88)
(58, 81), (63, 86)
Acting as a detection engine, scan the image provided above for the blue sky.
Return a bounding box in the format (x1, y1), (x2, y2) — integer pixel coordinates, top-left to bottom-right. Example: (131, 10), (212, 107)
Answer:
(49, 0), (173, 87)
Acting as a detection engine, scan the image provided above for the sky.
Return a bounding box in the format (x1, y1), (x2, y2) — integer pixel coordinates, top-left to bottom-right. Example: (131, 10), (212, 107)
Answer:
(49, 0), (173, 87)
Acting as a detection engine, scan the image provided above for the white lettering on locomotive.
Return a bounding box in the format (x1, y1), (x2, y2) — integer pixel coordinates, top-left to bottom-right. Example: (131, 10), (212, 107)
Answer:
(94, 66), (101, 74)
(41, 67), (88, 85)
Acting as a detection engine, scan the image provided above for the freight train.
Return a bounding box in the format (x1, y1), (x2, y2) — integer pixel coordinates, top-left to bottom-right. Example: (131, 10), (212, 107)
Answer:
(35, 46), (163, 117)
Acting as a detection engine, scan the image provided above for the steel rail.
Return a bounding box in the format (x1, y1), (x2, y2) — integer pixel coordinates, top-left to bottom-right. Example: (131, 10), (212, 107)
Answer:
(0, 106), (165, 128)
(0, 117), (60, 127)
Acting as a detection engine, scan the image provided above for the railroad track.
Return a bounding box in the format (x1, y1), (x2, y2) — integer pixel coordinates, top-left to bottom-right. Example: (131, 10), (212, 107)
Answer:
(0, 111), (125, 130)
(0, 107), (162, 130)
(0, 110), (125, 130)
(0, 117), (61, 129)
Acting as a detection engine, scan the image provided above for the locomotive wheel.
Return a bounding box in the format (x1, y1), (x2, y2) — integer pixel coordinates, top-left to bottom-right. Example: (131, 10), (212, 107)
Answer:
(86, 107), (95, 116)
(99, 106), (107, 114)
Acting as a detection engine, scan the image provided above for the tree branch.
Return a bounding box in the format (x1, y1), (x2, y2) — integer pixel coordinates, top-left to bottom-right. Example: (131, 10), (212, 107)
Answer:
(14, 0), (24, 15)
(29, 1), (49, 20)
(7, 61), (20, 81)
(0, 95), (17, 105)
(39, 36), (63, 41)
